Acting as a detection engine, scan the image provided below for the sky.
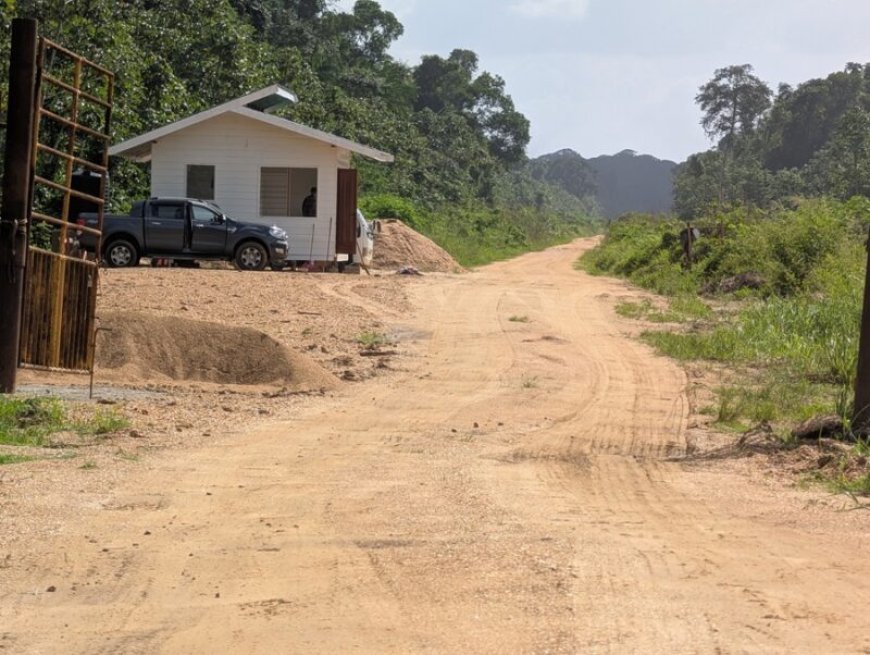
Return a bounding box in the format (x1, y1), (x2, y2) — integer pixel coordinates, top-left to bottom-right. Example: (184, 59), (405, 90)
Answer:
(334, 0), (870, 162)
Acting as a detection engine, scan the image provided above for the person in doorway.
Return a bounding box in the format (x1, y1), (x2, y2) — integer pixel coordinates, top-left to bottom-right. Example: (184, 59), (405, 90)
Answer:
(302, 187), (317, 217)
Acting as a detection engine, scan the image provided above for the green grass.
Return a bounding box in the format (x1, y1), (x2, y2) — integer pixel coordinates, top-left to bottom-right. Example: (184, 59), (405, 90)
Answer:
(79, 460), (98, 470)
(0, 396), (129, 451)
(0, 397), (65, 446)
(356, 330), (391, 349)
(521, 376), (539, 389)
(76, 409), (130, 436)
(616, 297), (711, 324)
(615, 300), (653, 320)
(831, 473), (870, 495)
(703, 378), (835, 430)
(0, 453), (35, 465)
(669, 296), (713, 320)
(508, 315), (530, 323)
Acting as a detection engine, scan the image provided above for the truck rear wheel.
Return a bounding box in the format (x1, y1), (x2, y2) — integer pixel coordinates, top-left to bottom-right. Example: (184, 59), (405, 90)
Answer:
(104, 239), (139, 268)
(235, 241), (268, 271)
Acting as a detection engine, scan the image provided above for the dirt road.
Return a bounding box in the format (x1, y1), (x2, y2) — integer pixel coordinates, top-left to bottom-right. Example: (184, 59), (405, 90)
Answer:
(2, 239), (869, 654)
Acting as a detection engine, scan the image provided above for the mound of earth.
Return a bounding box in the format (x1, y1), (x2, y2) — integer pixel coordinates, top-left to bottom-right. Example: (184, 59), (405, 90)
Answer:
(372, 219), (464, 273)
(95, 311), (339, 391)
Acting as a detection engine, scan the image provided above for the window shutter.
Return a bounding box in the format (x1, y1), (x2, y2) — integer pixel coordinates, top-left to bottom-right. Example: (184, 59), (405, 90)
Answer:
(261, 168), (290, 216)
(187, 165), (215, 200)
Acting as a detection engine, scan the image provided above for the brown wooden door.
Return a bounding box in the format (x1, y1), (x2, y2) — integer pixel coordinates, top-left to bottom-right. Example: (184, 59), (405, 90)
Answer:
(336, 169), (358, 255)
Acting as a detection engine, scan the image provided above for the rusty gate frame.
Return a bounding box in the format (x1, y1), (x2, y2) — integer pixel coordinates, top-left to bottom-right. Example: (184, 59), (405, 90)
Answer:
(18, 37), (114, 374)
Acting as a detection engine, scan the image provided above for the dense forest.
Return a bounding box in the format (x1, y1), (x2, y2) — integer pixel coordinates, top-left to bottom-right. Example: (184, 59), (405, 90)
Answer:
(676, 63), (870, 218)
(0, 0), (600, 264)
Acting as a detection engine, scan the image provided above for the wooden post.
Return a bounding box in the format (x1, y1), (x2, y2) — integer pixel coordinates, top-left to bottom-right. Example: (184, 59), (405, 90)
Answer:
(680, 223), (695, 271)
(0, 19), (39, 393)
(853, 226), (870, 432)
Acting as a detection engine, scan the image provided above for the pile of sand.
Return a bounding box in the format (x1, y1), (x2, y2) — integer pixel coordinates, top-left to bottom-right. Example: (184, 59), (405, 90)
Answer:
(95, 311), (339, 391)
(372, 219), (463, 273)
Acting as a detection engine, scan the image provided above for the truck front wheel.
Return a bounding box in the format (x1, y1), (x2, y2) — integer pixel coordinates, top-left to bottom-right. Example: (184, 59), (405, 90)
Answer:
(235, 241), (268, 271)
(104, 239), (139, 268)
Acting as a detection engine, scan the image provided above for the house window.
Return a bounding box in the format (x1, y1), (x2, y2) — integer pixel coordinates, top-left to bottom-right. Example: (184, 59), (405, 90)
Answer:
(260, 167), (317, 216)
(187, 165), (215, 200)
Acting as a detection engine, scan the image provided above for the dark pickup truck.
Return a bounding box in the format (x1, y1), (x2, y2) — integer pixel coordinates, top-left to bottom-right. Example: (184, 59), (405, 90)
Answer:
(79, 198), (288, 271)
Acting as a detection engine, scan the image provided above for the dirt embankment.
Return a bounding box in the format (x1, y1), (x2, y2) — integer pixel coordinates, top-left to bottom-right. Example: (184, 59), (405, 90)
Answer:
(372, 219), (464, 273)
(96, 311), (339, 392)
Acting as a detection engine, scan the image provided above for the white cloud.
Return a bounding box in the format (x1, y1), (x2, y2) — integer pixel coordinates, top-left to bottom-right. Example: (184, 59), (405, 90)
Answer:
(509, 0), (590, 19)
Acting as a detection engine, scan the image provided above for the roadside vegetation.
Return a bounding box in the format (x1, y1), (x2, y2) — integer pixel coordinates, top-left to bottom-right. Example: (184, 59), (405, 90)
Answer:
(0, 396), (130, 464)
(360, 190), (598, 268)
(580, 198), (870, 493)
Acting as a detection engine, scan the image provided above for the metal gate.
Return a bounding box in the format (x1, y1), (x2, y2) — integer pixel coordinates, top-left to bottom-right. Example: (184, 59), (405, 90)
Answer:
(18, 38), (113, 372)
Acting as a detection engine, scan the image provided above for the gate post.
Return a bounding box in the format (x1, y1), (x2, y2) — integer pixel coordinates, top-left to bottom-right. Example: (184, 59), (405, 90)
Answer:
(0, 18), (39, 393)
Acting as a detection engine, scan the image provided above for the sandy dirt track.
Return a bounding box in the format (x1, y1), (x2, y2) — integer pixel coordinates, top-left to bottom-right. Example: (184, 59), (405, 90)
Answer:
(2, 239), (870, 654)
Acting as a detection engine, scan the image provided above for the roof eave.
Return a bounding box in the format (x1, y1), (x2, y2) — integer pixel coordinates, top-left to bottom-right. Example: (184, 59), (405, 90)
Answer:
(231, 107), (394, 163)
(108, 83), (298, 160)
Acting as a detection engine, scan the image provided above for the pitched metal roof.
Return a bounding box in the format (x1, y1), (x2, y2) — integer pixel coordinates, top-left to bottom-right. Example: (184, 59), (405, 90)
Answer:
(108, 84), (394, 164)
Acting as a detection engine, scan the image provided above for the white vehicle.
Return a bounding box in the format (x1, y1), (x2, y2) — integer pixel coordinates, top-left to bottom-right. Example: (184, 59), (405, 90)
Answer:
(355, 209), (374, 269)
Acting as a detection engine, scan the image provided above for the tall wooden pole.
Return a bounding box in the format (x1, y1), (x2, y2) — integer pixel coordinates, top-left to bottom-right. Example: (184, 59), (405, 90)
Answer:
(0, 19), (38, 393)
(853, 227), (870, 432)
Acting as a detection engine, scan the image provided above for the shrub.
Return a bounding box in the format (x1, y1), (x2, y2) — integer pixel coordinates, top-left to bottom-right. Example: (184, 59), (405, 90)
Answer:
(359, 194), (424, 229)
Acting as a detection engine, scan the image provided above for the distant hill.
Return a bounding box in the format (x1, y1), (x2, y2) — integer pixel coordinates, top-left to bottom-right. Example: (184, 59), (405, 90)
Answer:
(587, 150), (677, 218)
(530, 149), (678, 219)
(527, 149), (598, 202)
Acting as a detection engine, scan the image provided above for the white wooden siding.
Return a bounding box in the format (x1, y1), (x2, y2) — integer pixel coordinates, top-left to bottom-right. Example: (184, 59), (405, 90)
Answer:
(150, 112), (350, 261)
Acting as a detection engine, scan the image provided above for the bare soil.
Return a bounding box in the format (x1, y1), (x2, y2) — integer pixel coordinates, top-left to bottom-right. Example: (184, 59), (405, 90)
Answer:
(96, 311), (340, 390)
(372, 219), (464, 273)
(1, 241), (869, 654)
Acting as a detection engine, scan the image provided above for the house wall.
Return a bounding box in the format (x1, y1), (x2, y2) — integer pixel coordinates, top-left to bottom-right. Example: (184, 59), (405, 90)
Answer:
(150, 112), (352, 261)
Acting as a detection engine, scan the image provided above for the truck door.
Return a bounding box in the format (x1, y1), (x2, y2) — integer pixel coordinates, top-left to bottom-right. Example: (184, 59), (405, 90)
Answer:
(190, 204), (227, 254)
(145, 201), (187, 252)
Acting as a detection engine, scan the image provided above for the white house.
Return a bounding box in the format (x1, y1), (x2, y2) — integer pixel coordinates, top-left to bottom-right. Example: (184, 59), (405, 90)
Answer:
(108, 85), (393, 262)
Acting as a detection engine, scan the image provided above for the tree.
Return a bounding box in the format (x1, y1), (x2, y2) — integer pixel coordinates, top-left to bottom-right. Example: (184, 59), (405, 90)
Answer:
(673, 152), (726, 218)
(696, 64), (772, 147)
(763, 64), (867, 170)
(693, 65), (772, 209)
(413, 49), (529, 165)
(413, 50), (478, 114)
(808, 107), (870, 198)
(469, 71), (529, 164)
